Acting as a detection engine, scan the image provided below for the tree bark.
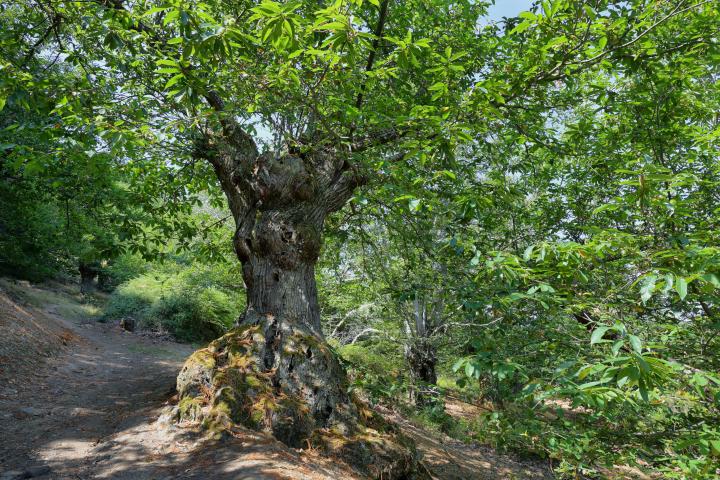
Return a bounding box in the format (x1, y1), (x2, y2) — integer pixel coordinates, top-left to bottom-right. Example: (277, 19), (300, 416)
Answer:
(402, 292), (441, 406)
(179, 125), (368, 445)
(79, 261), (100, 294)
(405, 339), (438, 406)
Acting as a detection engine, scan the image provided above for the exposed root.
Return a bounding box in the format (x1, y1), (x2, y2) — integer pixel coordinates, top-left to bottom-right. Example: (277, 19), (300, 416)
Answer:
(174, 317), (428, 479)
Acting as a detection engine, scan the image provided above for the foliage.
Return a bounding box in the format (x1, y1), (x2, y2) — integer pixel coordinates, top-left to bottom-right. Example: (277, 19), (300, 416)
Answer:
(104, 259), (243, 342)
(0, 180), (71, 280)
(337, 341), (407, 405)
(98, 253), (150, 291)
(1, 0), (719, 477)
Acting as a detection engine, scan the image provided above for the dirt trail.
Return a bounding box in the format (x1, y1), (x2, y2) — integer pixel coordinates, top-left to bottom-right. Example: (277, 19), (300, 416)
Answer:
(0, 280), (552, 479)
(0, 281), (194, 477)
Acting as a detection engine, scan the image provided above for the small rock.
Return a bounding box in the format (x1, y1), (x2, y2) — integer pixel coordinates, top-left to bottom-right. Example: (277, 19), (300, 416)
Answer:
(120, 317), (135, 332)
(19, 407), (42, 416)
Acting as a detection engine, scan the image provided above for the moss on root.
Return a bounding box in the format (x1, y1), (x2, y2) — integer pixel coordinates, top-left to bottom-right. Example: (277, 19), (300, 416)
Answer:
(309, 427), (427, 480)
(177, 396), (204, 422)
(175, 320), (427, 479)
(176, 324), (311, 434)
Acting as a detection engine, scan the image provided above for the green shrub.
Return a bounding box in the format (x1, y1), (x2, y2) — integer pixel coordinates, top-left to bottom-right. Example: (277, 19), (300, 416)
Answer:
(149, 286), (235, 342)
(338, 343), (398, 375)
(338, 343), (406, 404)
(103, 262), (243, 342)
(98, 253), (148, 291)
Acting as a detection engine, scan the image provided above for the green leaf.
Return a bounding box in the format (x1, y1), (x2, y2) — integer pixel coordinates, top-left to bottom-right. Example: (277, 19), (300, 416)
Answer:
(628, 334), (642, 354)
(164, 74), (184, 89)
(710, 440), (720, 456)
(591, 326), (611, 345)
(675, 277), (688, 300)
(510, 20), (533, 35)
(640, 274), (657, 304)
(452, 358), (465, 372)
(702, 273), (720, 288)
(164, 9), (180, 26)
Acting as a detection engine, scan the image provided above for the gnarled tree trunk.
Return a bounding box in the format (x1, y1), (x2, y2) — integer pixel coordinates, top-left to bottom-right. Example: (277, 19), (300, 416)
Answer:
(174, 104), (427, 480)
(177, 120), (367, 441)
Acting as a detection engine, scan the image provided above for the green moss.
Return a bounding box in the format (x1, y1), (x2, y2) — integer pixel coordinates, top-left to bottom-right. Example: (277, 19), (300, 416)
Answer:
(187, 349), (216, 369)
(212, 398), (234, 417)
(244, 374), (264, 389)
(178, 396), (204, 421)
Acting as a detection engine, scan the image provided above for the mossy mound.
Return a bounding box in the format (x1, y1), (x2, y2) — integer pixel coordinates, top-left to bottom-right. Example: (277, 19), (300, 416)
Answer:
(175, 316), (428, 479)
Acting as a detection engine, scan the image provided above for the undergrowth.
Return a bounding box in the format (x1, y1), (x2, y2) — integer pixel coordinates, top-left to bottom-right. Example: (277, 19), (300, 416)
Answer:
(103, 260), (243, 342)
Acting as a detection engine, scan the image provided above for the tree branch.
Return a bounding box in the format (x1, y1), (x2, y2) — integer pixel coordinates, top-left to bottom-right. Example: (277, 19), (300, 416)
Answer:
(354, 0), (390, 111)
(21, 10), (62, 69)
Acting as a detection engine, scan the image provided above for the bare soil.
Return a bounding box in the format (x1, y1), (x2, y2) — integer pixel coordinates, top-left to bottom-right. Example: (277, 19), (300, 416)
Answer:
(0, 279), (553, 479)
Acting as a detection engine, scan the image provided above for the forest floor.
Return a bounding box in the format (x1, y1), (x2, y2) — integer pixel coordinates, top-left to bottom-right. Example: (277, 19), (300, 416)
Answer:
(0, 278), (552, 479)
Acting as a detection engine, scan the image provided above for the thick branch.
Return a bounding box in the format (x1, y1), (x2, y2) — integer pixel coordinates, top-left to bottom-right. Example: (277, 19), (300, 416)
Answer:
(322, 164), (367, 214)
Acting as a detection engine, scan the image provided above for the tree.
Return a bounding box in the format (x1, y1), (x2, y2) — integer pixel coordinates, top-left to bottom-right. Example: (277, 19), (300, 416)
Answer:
(3, 0), (717, 474)
(24, 0), (487, 455)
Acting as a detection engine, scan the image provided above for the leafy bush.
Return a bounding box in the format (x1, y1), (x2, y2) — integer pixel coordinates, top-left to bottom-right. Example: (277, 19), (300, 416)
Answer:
(104, 261), (243, 342)
(0, 182), (69, 281)
(98, 253), (149, 292)
(451, 321), (720, 479)
(337, 342), (406, 404)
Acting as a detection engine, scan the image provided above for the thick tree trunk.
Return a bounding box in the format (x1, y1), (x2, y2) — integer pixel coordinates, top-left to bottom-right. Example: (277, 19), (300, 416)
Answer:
(227, 203), (358, 445)
(236, 206), (325, 337)
(174, 123), (426, 479)
(178, 127), (367, 439)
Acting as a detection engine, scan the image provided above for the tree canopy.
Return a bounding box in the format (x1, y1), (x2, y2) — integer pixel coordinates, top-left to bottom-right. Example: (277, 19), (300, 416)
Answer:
(2, 0), (719, 477)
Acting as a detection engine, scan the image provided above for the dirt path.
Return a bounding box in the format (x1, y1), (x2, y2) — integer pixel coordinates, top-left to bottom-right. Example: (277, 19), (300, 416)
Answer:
(0, 288), (195, 477)
(0, 283), (363, 480)
(0, 281), (553, 479)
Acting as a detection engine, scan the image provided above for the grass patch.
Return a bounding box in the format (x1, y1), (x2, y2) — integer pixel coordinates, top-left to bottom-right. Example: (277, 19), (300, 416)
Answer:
(54, 302), (102, 321)
(0, 278), (103, 321)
